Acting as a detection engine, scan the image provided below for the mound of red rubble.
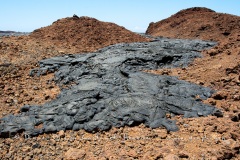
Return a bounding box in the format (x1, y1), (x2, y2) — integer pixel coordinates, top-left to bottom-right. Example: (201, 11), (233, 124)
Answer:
(146, 7), (239, 41)
(30, 16), (149, 53)
(146, 7), (240, 92)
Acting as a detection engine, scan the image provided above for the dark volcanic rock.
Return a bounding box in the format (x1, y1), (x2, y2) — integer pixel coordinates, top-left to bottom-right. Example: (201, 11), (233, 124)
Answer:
(0, 37), (220, 137)
(0, 31), (29, 37)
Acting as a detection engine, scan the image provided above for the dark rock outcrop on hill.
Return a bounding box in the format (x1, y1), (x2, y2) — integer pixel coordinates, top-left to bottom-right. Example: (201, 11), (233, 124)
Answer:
(0, 37), (220, 137)
(0, 31), (15, 33)
(0, 31), (29, 37)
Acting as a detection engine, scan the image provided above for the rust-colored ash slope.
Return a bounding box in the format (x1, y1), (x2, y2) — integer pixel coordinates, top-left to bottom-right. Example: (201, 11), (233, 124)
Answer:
(30, 16), (149, 53)
(146, 7), (240, 103)
(146, 7), (239, 41)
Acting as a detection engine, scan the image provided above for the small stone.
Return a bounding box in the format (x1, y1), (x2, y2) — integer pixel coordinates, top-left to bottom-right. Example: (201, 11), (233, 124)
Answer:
(58, 50), (65, 54)
(233, 95), (240, 101)
(120, 141), (125, 145)
(22, 146), (31, 152)
(5, 153), (12, 159)
(33, 148), (42, 154)
(33, 86), (39, 90)
(212, 91), (228, 100)
(178, 151), (189, 158)
(183, 124), (189, 128)
(230, 114), (239, 122)
(5, 138), (14, 144)
(65, 148), (86, 160)
(208, 98), (216, 105)
(24, 156), (31, 160)
(198, 127), (204, 133)
(140, 141), (146, 145)
(222, 140), (231, 146)
(165, 154), (179, 160)
(147, 150), (162, 158)
(230, 132), (240, 141)
(126, 142), (134, 148)
(18, 99), (23, 104)
(221, 77), (232, 83)
(32, 143), (41, 149)
(48, 85), (54, 89)
(196, 81), (204, 85)
(209, 156), (218, 160)
(4, 86), (12, 91)
(45, 95), (50, 100)
(207, 49), (219, 56)
(6, 99), (13, 103)
(58, 130), (65, 138)
(127, 150), (138, 158)
(0, 83), (5, 89)
(26, 97), (33, 101)
(159, 130), (168, 139)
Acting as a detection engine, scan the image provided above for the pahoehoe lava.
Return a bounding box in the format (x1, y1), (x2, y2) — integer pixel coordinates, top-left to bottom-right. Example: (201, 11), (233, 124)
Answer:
(0, 37), (221, 137)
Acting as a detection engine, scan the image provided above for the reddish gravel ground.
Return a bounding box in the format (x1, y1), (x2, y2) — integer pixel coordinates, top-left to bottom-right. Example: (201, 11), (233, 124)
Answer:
(0, 9), (240, 159)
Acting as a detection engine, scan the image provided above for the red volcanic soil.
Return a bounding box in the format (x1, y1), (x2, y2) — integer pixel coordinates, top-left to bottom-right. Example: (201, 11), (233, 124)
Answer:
(30, 16), (149, 53)
(146, 7), (239, 41)
(146, 7), (240, 102)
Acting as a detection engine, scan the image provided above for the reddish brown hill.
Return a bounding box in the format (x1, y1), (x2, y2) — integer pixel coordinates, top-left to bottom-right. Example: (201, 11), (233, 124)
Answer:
(146, 7), (240, 88)
(30, 16), (149, 53)
(146, 7), (240, 42)
(145, 9), (240, 158)
(147, 9), (240, 152)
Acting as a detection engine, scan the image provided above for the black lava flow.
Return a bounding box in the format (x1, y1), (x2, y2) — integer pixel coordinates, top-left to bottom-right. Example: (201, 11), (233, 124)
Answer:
(0, 37), (222, 137)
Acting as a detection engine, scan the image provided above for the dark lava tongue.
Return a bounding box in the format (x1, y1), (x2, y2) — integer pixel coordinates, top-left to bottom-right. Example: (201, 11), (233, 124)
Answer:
(0, 37), (221, 138)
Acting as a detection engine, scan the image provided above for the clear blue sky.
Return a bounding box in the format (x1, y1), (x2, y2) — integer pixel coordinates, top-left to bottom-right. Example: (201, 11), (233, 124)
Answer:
(1, 0), (239, 32)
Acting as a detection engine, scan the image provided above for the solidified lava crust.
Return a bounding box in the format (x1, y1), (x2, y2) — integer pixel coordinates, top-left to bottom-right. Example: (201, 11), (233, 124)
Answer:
(0, 37), (220, 137)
